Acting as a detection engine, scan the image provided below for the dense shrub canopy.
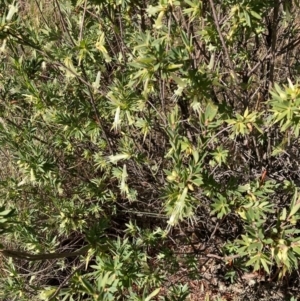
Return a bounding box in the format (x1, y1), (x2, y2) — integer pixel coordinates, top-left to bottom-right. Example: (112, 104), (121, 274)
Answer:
(1, 0), (300, 300)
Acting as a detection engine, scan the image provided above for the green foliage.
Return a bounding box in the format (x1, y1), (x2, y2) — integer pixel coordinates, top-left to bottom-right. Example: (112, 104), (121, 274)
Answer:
(0, 206), (15, 236)
(269, 79), (300, 137)
(1, 0), (300, 300)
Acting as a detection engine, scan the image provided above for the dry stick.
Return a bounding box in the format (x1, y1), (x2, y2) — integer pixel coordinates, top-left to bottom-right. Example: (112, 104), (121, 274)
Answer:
(78, 0), (88, 42)
(18, 261), (58, 277)
(277, 37), (300, 55)
(171, 9), (210, 65)
(173, 250), (242, 262)
(4, 118), (48, 145)
(178, 7), (204, 68)
(80, 5), (119, 60)
(205, 253), (242, 261)
(208, 0), (238, 81)
(101, 6), (133, 57)
(147, 100), (167, 127)
(247, 49), (271, 78)
(207, 222), (219, 243)
(34, 0), (50, 28)
(118, 6), (127, 63)
(54, 0), (75, 46)
(1, 245), (90, 261)
(49, 261), (86, 301)
(269, 0), (280, 87)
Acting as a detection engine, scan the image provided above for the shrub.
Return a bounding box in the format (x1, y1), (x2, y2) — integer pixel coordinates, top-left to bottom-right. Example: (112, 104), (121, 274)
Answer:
(1, 0), (300, 300)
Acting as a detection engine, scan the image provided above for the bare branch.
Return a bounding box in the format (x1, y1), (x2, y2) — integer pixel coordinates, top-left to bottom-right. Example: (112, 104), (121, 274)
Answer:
(208, 0), (238, 81)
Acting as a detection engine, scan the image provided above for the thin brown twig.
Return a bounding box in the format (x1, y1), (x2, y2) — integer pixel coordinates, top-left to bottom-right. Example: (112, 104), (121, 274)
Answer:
(54, 0), (76, 46)
(79, 0), (88, 42)
(208, 0), (238, 81)
(205, 253), (242, 261)
(1, 245), (90, 261)
(118, 6), (127, 62)
(277, 37), (300, 55)
(49, 261), (86, 301)
(269, 0), (280, 87)
(34, 0), (50, 27)
(247, 49), (271, 78)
